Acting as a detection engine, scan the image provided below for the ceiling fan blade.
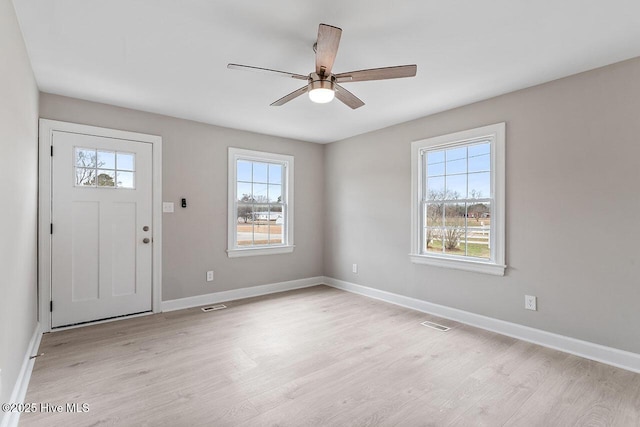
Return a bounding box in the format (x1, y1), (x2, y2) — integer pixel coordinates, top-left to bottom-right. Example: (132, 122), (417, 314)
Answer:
(270, 85), (309, 106)
(227, 63), (308, 81)
(334, 84), (365, 109)
(315, 24), (342, 76)
(335, 65), (417, 83)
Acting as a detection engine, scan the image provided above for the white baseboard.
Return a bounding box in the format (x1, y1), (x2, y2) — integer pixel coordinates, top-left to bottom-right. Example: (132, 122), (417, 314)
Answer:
(323, 277), (640, 374)
(1, 323), (42, 427)
(161, 276), (325, 312)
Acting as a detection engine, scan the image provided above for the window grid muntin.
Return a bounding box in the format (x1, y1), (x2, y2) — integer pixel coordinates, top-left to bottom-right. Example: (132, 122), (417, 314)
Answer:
(234, 158), (287, 248)
(74, 147), (136, 189)
(421, 137), (494, 261)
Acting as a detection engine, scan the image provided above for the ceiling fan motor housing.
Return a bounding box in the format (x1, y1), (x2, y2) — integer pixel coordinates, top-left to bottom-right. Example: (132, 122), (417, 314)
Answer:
(309, 72), (335, 90)
(308, 72), (336, 103)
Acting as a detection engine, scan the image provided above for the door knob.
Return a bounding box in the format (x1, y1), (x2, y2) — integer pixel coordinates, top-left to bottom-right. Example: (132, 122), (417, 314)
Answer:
(142, 238), (150, 244)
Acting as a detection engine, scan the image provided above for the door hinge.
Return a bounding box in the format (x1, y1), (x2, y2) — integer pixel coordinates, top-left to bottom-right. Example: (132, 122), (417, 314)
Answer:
(50, 146), (53, 157)
(50, 223), (53, 234)
(50, 301), (53, 312)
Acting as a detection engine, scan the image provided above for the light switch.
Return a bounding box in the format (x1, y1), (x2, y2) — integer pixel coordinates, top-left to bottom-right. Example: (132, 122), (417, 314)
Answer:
(162, 202), (174, 213)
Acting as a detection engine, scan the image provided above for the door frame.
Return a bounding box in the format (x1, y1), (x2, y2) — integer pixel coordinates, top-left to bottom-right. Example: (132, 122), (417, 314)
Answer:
(38, 119), (163, 332)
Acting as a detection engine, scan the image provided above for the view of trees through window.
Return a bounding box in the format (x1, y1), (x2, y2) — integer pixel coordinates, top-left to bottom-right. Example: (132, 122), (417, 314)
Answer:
(424, 141), (491, 259)
(236, 159), (284, 246)
(75, 148), (135, 189)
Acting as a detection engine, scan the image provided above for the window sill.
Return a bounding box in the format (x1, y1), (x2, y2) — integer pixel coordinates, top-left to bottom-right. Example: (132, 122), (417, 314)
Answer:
(227, 245), (295, 258)
(409, 254), (506, 276)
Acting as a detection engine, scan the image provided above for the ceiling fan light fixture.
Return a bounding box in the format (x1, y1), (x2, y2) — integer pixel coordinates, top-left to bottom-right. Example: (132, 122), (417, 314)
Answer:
(308, 79), (335, 103)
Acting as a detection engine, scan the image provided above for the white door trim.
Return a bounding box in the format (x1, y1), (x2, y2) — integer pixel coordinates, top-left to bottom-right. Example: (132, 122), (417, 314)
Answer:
(38, 119), (163, 332)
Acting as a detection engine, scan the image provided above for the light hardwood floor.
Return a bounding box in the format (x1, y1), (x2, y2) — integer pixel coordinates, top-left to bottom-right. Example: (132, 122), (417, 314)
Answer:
(21, 285), (640, 426)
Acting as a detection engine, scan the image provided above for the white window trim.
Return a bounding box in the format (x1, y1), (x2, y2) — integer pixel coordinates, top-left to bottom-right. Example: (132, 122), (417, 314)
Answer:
(227, 147), (294, 258)
(410, 123), (506, 276)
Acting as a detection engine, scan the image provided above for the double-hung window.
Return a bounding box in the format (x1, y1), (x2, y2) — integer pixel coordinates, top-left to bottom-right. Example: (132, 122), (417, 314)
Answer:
(227, 148), (294, 257)
(410, 123), (506, 275)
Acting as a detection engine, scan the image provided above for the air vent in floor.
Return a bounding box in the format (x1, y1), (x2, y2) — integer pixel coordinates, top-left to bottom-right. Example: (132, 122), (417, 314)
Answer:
(201, 304), (227, 312)
(420, 320), (451, 332)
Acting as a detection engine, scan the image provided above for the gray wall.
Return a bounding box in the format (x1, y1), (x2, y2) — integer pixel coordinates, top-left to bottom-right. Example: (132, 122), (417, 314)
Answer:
(40, 94), (324, 301)
(324, 57), (640, 354)
(27, 43), (640, 362)
(0, 0), (39, 404)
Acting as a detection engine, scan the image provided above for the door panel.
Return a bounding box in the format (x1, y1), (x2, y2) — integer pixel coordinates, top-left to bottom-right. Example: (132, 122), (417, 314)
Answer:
(111, 202), (137, 297)
(51, 130), (153, 327)
(71, 201), (100, 301)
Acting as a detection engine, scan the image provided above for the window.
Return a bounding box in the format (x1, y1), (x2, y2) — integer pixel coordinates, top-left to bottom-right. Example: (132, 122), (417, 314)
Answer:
(227, 148), (294, 257)
(75, 147), (135, 189)
(410, 123), (505, 275)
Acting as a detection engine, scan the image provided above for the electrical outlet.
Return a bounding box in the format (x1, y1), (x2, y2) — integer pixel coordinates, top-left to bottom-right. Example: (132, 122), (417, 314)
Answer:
(525, 295), (537, 311)
(352, 264), (358, 274)
(206, 271), (214, 282)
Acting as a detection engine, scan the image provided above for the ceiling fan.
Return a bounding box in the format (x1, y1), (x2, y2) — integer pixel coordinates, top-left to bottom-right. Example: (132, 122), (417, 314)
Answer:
(228, 23), (417, 109)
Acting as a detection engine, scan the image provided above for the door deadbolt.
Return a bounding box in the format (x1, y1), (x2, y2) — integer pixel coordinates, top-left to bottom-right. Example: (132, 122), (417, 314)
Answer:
(143, 226), (149, 231)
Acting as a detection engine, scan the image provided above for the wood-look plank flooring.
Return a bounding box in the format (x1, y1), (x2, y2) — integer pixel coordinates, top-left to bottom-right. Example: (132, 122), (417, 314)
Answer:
(21, 285), (640, 426)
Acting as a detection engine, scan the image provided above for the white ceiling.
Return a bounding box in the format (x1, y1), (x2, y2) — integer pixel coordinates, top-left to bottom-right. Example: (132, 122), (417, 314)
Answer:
(13, 0), (640, 143)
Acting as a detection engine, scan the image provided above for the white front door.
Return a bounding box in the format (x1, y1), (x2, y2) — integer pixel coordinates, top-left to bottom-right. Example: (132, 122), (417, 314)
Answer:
(51, 130), (153, 327)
